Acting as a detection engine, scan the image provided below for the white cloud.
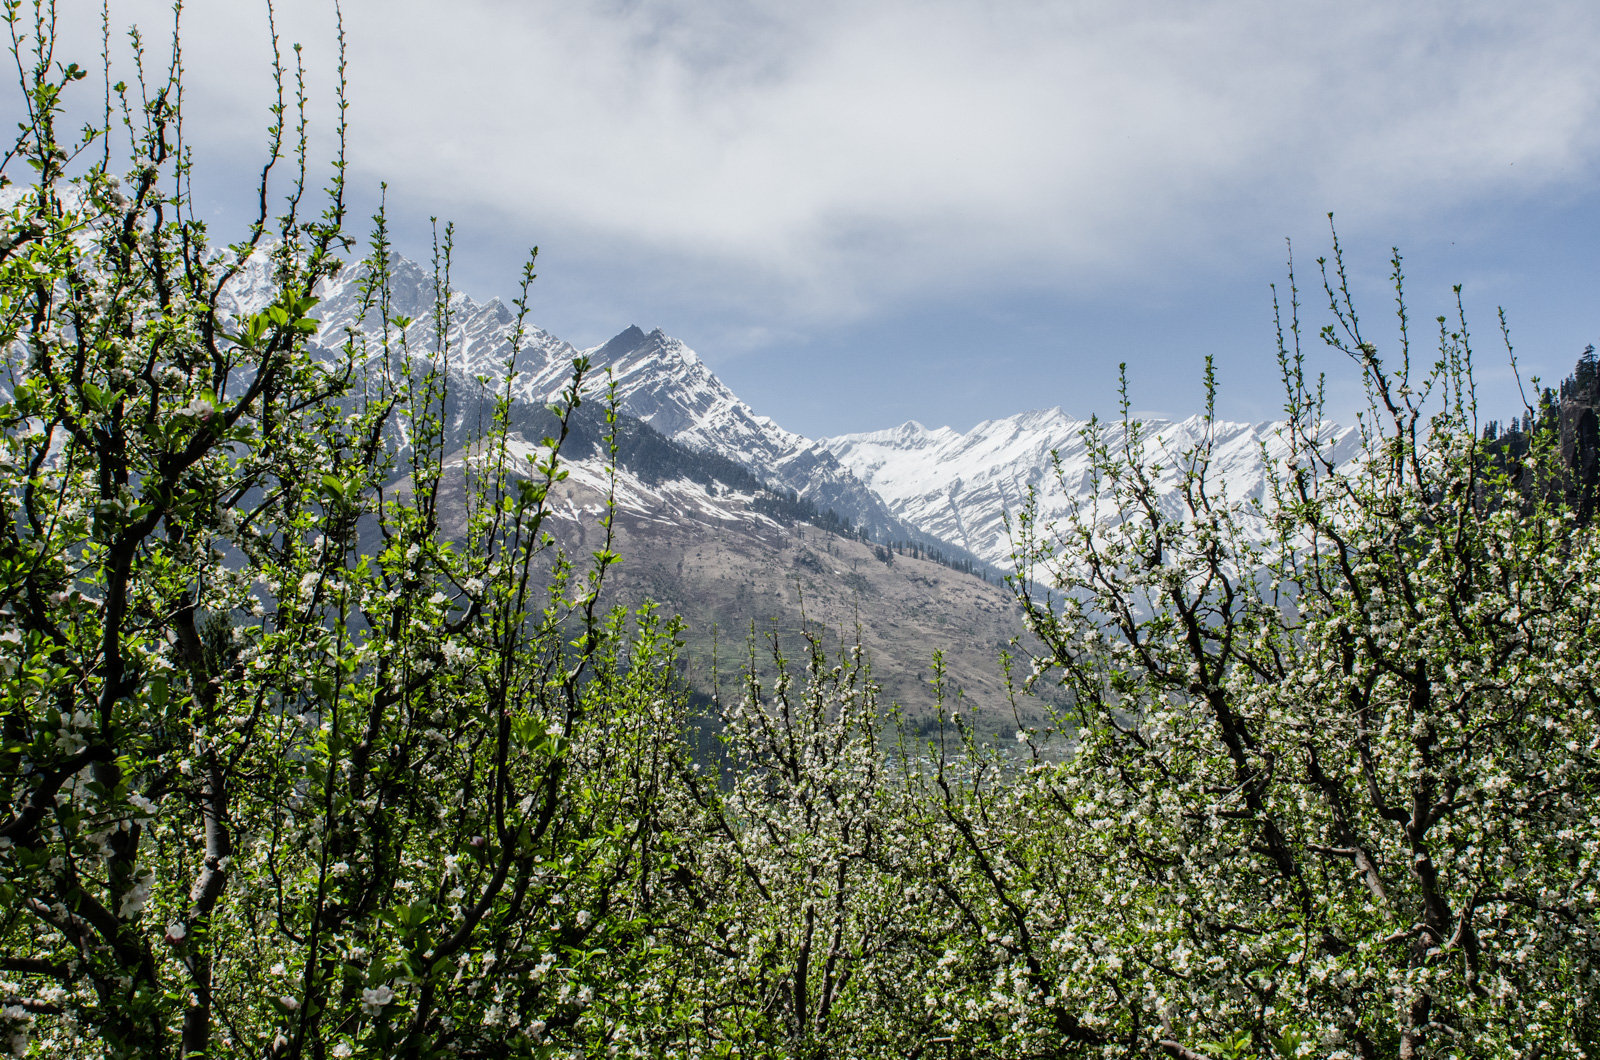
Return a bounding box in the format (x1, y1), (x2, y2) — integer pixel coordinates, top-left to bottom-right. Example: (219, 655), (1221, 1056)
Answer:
(52, 0), (1600, 321)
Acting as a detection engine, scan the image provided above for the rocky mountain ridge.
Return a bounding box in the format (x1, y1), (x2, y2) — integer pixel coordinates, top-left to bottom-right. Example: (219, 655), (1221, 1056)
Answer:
(227, 250), (1361, 575)
(244, 252), (995, 566)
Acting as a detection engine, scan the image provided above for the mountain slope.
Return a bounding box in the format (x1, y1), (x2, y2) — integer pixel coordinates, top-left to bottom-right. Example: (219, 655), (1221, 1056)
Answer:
(544, 460), (1033, 728)
(402, 435), (1038, 729)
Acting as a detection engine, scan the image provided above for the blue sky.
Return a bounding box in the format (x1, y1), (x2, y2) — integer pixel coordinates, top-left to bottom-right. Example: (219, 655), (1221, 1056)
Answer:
(57, 0), (1600, 436)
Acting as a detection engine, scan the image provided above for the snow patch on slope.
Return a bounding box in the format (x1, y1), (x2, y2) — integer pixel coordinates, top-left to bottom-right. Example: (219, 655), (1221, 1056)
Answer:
(439, 433), (787, 534)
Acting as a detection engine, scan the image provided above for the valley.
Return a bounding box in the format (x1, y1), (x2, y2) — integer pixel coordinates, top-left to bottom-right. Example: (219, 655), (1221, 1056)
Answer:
(238, 250), (1349, 725)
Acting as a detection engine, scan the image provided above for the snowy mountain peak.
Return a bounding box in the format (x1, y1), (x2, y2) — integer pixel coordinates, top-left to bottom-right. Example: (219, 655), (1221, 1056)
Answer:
(822, 412), (1361, 569)
(835, 421), (950, 452)
(966, 407), (1080, 439)
(572, 325), (801, 461)
(586, 325), (648, 358)
(234, 253), (914, 542)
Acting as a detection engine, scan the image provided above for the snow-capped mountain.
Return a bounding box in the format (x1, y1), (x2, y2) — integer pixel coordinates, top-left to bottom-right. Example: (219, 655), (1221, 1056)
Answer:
(560, 326), (918, 542)
(820, 411), (1363, 570)
(242, 252), (947, 546)
(224, 250), (1360, 577)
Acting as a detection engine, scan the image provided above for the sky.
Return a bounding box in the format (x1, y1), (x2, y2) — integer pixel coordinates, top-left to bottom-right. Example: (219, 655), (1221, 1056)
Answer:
(38, 0), (1600, 436)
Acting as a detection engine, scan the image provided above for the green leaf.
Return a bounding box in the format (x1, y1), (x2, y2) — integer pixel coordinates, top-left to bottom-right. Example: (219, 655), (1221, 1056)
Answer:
(81, 382), (111, 411)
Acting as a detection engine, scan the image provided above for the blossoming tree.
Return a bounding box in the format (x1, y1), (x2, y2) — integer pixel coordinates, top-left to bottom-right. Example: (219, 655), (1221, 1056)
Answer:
(1004, 248), (1600, 1057)
(0, 5), (683, 1057)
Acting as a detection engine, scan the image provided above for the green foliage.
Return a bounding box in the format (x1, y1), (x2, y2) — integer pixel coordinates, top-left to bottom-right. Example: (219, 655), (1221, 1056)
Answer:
(0, 5), (676, 1056)
(3, 7), (1598, 1060)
